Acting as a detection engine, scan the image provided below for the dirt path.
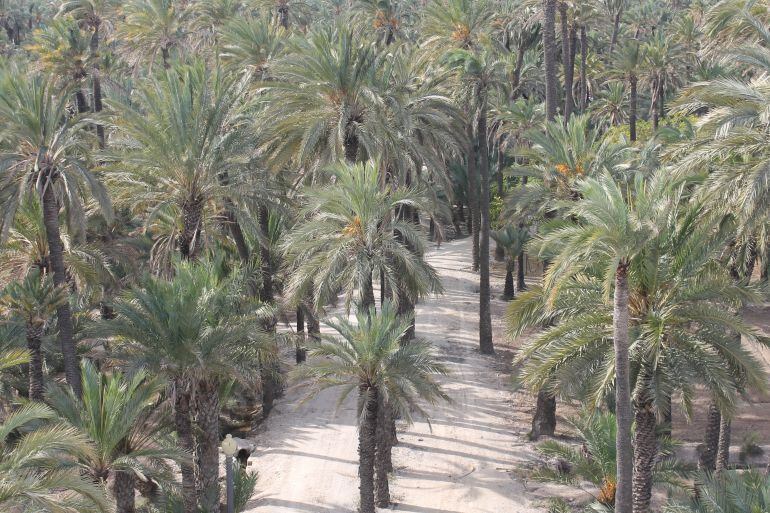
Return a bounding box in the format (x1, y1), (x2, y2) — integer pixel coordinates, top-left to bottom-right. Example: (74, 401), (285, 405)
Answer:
(244, 236), (541, 513)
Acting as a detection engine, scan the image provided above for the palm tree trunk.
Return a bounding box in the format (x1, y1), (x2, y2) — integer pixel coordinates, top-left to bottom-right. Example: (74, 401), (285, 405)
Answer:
(543, 0), (558, 121)
(375, 397), (391, 507)
(580, 25), (588, 110)
(466, 123), (480, 272)
(632, 396), (657, 513)
(162, 46), (171, 69)
(40, 176), (81, 396)
(716, 416), (731, 472)
(113, 470), (136, 513)
(503, 263), (515, 300)
(397, 292), (416, 342)
(561, 4), (575, 123)
(26, 324), (45, 401)
(609, 8), (622, 56)
(496, 143), (505, 196)
(358, 386), (378, 513)
(613, 261), (634, 513)
(180, 196), (203, 260)
(699, 402), (720, 471)
(629, 74), (638, 142)
(259, 205), (273, 302)
(531, 391), (556, 439)
(195, 377), (221, 513)
(90, 26), (105, 149)
(278, 6), (289, 28)
(478, 103), (494, 355)
(174, 379), (197, 513)
(75, 90), (89, 114)
(517, 252), (526, 291)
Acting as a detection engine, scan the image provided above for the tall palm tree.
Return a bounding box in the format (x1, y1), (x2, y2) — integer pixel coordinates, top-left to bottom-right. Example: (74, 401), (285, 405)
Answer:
(0, 403), (111, 513)
(57, 0), (117, 147)
(219, 15), (286, 77)
(299, 302), (448, 513)
(47, 360), (185, 513)
(89, 262), (273, 513)
(283, 160), (442, 316)
(0, 69), (113, 397)
(591, 81), (629, 130)
(537, 171), (658, 513)
(0, 270), (67, 401)
(610, 41), (644, 141)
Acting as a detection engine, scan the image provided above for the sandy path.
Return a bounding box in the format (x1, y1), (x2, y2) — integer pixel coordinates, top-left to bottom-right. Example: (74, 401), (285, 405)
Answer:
(244, 236), (540, 513)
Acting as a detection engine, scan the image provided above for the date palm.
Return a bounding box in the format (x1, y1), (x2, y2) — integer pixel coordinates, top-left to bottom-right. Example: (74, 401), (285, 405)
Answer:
(47, 360), (185, 513)
(106, 61), (254, 271)
(299, 302), (448, 512)
(258, 25), (381, 167)
(664, 470), (770, 513)
(591, 81), (629, 130)
(0, 403), (111, 513)
(0, 68), (113, 397)
(491, 225), (529, 300)
(219, 15), (286, 77)
(283, 160), (442, 316)
(609, 40), (645, 141)
(0, 269), (67, 401)
(535, 171), (660, 513)
(89, 261), (274, 513)
(115, 0), (189, 70)
(510, 170), (768, 513)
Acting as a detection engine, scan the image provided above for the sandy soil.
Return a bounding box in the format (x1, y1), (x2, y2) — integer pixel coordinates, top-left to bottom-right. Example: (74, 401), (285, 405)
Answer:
(243, 236), (547, 513)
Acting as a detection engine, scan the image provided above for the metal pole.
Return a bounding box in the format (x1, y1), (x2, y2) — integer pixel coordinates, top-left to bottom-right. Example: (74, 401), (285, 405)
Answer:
(226, 455), (235, 513)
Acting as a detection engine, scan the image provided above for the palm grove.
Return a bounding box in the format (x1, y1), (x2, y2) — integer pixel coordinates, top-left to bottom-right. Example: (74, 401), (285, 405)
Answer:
(0, 1), (769, 513)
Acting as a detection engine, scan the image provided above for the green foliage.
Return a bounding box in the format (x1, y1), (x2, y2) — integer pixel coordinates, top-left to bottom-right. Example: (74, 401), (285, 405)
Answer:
(664, 470), (770, 513)
(234, 468), (258, 513)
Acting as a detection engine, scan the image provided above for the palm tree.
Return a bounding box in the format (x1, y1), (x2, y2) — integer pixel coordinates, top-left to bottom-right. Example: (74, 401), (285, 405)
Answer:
(106, 61), (255, 272)
(219, 15), (286, 77)
(491, 225), (529, 300)
(0, 68), (113, 397)
(115, 0), (189, 70)
(47, 360), (185, 513)
(530, 411), (683, 510)
(298, 302), (448, 513)
(89, 261), (273, 513)
(591, 81), (629, 130)
(536, 171), (658, 513)
(0, 269), (67, 401)
(610, 41), (644, 142)
(283, 160), (442, 316)
(56, 0), (117, 147)
(510, 170), (769, 513)
(0, 403), (111, 513)
(664, 470), (770, 513)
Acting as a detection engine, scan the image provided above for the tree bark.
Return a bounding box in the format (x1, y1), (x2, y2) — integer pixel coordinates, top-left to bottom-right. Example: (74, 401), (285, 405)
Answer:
(531, 391), (556, 439)
(633, 397), (657, 513)
(561, 3), (575, 123)
(41, 176), (81, 396)
(503, 264), (515, 300)
(478, 104), (494, 355)
(613, 262), (634, 513)
(259, 205), (273, 302)
(26, 324), (45, 401)
(114, 470), (136, 513)
(699, 402), (720, 472)
(375, 398), (391, 507)
(180, 196), (203, 260)
(543, 0), (559, 121)
(174, 380), (197, 513)
(629, 75), (638, 142)
(466, 123), (480, 272)
(609, 9), (622, 56)
(579, 25), (588, 110)
(517, 252), (526, 291)
(496, 143), (505, 196)
(194, 377), (221, 513)
(716, 416), (731, 472)
(90, 26), (105, 149)
(358, 386), (378, 513)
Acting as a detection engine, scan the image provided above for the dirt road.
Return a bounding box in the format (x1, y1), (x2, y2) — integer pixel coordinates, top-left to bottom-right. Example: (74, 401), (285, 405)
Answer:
(244, 236), (541, 512)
